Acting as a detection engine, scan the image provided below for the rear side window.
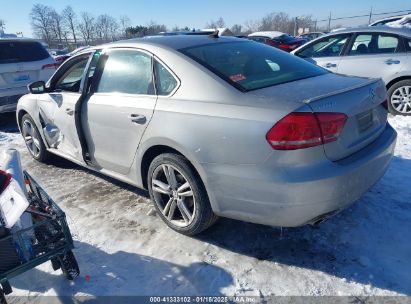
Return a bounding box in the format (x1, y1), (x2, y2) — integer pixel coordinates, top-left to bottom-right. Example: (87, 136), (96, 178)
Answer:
(0, 41), (49, 64)
(180, 41), (327, 92)
(97, 49), (154, 95)
(154, 60), (178, 95)
(296, 34), (350, 58)
(349, 34), (400, 55)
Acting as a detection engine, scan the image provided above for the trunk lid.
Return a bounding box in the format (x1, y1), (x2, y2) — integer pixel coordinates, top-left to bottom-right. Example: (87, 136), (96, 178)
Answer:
(249, 73), (388, 161)
(308, 78), (387, 161)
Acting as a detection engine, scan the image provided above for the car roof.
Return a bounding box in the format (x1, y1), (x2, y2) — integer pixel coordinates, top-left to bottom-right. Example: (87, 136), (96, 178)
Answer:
(248, 31), (285, 39)
(370, 14), (407, 24)
(323, 26), (411, 37)
(92, 35), (248, 52)
(0, 37), (42, 43)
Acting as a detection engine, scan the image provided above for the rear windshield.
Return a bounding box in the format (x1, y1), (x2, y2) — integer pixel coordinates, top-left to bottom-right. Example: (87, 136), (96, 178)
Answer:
(0, 41), (50, 64)
(180, 41), (327, 92)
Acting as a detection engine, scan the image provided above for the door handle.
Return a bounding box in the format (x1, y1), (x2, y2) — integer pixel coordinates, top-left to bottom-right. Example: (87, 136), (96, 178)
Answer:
(324, 63), (337, 68)
(384, 59), (400, 65)
(128, 114), (146, 125)
(65, 108), (74, 116)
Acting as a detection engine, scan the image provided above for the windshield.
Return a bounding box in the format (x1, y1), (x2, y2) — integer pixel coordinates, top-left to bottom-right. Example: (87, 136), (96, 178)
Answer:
(0, 41), (50, 64)
(180, 41), (327, 92)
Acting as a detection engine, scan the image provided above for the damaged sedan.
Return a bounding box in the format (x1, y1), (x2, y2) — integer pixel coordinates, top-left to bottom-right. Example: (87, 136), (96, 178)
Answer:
(17, 35), (396, 235)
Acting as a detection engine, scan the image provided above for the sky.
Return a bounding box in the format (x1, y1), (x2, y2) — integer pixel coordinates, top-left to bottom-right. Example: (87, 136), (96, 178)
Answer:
(1, 0), (410, 37)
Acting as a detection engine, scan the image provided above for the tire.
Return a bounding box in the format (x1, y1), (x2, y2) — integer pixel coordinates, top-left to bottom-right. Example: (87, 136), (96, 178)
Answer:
(21, 114), (50, 162)
(59, 250), (80, 280)
(387, 80), (411, 116)
(148, 153), (217, 236)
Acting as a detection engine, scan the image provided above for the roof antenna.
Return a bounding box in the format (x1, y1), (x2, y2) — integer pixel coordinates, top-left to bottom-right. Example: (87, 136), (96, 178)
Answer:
(209, 29), (219, 38)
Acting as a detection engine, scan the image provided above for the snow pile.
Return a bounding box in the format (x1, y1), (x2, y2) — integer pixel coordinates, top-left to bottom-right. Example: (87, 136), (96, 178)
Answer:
(0, 114), (410, 298)
(386, 14), (411, 29)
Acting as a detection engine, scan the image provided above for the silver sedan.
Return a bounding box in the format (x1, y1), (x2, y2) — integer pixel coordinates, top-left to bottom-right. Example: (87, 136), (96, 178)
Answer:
(17, 36), (396, 235)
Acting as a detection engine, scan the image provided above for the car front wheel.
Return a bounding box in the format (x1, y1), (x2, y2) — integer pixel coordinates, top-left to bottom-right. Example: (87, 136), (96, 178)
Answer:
(21, 114), (49, 162)
(387, 80), (411, 116)
(148, 153), (217, 235)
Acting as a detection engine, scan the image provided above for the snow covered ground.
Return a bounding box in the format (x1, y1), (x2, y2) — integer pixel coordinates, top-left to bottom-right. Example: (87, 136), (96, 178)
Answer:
(0, 112), (410, 298)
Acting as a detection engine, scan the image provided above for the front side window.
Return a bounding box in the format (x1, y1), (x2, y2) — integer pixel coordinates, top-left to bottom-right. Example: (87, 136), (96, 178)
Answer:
(349, 34), (400, 55)
(55, 57), (89, 92)
(296, 34), (350, 58)
(154, 60), (178, 95)
(97, 49), (154, 95)
(180, 41), (327, 92)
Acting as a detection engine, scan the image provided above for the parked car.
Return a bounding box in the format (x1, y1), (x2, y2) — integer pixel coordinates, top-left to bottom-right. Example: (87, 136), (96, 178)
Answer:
(0, 38), (57, 113)
(292, 27), (411, 115)
(158, 28), (233, 37)
(385, 14), (411, 29)
(369, 14), (410, 26)
(248, 31), (307, 52)
(298, 32), (325, 41)
(17, 36), (396, 235)
(54, 46), (90, 66)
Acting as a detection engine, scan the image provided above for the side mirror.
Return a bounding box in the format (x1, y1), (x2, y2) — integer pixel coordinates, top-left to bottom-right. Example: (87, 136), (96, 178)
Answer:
(28, 81), (46, 94)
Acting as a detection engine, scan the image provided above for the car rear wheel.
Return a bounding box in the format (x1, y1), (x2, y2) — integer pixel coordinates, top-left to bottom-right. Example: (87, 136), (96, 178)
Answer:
(387, 80), (411, 115)
(148, 153), (217, 235)
(21, 114), (49, 162)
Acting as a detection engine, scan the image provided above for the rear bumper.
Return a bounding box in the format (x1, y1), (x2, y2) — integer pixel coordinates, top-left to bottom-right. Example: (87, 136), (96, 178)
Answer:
(0, 87), (27, 113)
(203, 124), (397, 227)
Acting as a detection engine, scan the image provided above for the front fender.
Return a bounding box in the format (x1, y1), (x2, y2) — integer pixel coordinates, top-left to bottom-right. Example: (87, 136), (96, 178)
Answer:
(16, 94), (46, 145)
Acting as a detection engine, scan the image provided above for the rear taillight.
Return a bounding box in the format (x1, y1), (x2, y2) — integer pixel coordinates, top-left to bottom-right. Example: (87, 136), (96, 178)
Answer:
(278, 43), (299, 51)
(41, 63), (59, 70)
(266, 112), (347, 150)
(0, 170), (12, 194)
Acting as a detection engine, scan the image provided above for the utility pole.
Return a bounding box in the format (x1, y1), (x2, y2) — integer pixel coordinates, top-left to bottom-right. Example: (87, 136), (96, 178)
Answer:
(314, 19), (317, 32)
(328, 12), (332, 32)
(294, 17), (298, 36)
(0, 19), (5, 31)
(368, 6), (373, 24)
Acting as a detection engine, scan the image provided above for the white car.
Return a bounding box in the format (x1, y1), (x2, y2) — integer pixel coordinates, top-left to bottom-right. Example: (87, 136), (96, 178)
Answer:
(292, 27), (411, 115)
(0, 38), (57, 113)
(369, 14), (410, 27)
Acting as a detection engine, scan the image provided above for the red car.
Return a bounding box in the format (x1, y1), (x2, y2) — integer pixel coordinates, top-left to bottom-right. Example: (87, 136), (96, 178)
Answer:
(248, 31), (308, 52)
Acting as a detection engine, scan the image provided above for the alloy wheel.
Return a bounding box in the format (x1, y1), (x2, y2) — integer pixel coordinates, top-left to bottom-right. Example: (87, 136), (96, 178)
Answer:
(391, 86), (411, 114)
(151, 164), (196, 227)
(22, 119), (41, 158)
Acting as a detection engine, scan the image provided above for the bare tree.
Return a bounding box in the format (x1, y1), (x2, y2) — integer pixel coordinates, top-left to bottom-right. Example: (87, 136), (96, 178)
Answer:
(230, 24), (243, 35)
(119, 15), (130, 38)
(62, 6), (78, 43)
(30, 4), (54, 44)
(0, 19), (5, 31)
(96, 14), (118, 42)
(78, 12), (95, 44)
(244, 19), (259, 33)
(50, 9), (64, 43)
(259, 12), (293, 33)
(145, 21), (167, 35)
(205, 17), (226, 28)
